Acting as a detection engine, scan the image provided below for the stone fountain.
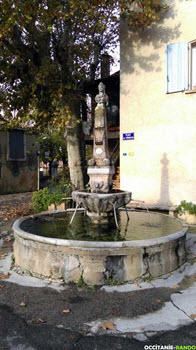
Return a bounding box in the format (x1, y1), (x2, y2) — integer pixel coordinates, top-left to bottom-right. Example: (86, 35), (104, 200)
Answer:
(12, 84), (188, 286)
(72, 82), (132, 225)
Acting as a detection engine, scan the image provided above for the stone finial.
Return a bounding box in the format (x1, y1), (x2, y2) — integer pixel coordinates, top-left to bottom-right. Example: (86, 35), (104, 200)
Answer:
(95, 82), (109, 106)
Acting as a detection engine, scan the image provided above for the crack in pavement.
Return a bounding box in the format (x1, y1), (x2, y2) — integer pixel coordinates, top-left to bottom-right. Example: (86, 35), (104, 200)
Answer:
(170, 299), (196, 323)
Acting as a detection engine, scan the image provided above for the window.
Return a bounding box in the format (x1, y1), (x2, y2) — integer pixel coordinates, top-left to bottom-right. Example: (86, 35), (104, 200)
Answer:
(8, 130), (26, 161)
(166, 40), (196, 93)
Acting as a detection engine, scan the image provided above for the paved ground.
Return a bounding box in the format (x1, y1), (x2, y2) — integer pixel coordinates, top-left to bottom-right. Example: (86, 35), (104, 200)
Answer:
(0, 193), (196, 350)
(0, 192), (33, 238)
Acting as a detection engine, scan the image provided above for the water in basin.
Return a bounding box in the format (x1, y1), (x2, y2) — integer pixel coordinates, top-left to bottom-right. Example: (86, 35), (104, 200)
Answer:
(20, 211), (183, 242)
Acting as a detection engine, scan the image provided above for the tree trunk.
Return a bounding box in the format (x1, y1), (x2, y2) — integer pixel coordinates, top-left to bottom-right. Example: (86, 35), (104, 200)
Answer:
(65, 99), (86, 190)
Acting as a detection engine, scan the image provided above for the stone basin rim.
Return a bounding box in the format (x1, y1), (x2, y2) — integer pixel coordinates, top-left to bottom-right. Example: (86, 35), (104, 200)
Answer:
(13, 210), (188, 249)
(72, 190), (132, 198)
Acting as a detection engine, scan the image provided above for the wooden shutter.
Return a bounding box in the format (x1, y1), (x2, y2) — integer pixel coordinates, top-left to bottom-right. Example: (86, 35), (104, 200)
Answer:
(9, 130), (25, 160)
(166, 42), (189, 93)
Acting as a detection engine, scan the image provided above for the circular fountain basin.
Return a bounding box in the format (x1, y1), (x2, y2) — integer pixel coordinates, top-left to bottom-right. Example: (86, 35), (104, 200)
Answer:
(13, 210), (188, 285)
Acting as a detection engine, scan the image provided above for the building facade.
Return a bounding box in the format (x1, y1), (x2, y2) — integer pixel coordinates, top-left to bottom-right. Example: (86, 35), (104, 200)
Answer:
(0, 129), (39, 194)
(120, 0), (196, 208)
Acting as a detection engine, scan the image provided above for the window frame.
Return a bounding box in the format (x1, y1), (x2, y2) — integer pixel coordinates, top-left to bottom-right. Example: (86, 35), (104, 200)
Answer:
(7, 130), (26, 161)
(166, 40), (196, 94)
(189, 39), (196, 91)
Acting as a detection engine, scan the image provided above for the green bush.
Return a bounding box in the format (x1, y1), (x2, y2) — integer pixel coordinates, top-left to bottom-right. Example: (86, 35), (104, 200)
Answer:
(47, 167), (72, 197)
(177, 200), (196, 216)
(32, 188), (52, 213)
(32, 167), (72, 213)
(32, 187), (63, 213)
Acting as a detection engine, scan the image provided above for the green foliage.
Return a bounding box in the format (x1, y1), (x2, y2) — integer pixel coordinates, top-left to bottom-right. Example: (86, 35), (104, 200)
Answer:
(77, 275), (87, 287)
(32, 187), (63, 213)
(121, 0), (168, 29)
(177, 201), (196, 216)
(85, 183), (91, 192)
(11, 254), (15, 267)
(0, 0), (167, 130)
(87, 285), (96, 291)
(47, 167), (72, 197)
(49, 191), (64, 207)
(107, 278), (120, 286)
(32, 188), (53, 213)
(0, 0), (116, 129)
(38, 127), (67, 164)
(32, 167), (72, 212)
(0, 0), (167, 187)
(144, 277), (152, 283)
(85, 145), (93, 162)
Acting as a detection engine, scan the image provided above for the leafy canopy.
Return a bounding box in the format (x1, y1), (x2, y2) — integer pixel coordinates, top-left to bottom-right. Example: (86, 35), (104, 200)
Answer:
(0, 0), (167, 129)
(38, 126), (67, 163)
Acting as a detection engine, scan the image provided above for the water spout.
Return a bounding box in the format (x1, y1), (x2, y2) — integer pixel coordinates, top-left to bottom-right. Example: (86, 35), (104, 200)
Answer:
(131, 199), (153, 226)
(69, 202), (81, 226)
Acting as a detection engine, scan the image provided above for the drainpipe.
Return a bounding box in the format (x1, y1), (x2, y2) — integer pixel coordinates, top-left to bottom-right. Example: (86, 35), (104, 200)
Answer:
(37, 151), (40, 191)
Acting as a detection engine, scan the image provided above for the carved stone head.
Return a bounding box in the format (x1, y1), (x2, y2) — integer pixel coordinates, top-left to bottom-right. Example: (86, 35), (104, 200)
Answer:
(98, 82), (105, 94)
(95, 82), (109, 106)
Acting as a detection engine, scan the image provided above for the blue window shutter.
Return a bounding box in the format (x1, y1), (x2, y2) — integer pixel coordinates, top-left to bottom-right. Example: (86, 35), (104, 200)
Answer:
(166, 42), (189, 93)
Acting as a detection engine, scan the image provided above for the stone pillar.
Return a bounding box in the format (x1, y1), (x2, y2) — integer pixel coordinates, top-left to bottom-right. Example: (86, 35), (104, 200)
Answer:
(87, 83), (115, 193)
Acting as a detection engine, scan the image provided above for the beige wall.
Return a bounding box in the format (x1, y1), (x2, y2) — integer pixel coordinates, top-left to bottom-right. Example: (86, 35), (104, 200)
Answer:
(120, 0), (196, 208)
(0, 131), (39, 194)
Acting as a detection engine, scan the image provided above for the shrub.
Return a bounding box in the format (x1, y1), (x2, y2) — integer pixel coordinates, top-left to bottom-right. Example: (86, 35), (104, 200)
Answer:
(32, 167), (72, 213)
(32, 188), (52, 213)
(32, 187), (65, 213)
(47, 167), (72, 197)
(177, 200), (196, 216)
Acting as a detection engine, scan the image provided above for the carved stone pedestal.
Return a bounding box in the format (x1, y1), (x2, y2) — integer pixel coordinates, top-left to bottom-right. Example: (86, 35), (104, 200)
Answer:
(87, 165), (115, 193)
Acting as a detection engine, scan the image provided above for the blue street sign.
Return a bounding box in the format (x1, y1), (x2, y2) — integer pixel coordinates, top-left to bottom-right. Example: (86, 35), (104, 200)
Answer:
(123, 133), (134, 140)
(123, 153), (127, 156)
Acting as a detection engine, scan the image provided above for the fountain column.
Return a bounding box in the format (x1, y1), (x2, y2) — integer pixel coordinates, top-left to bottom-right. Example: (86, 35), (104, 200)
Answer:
(71, 83), (131, 224)
(88, 82), (115, 193)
